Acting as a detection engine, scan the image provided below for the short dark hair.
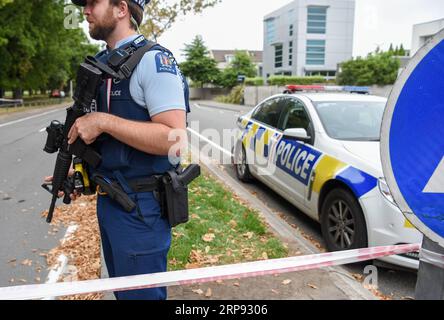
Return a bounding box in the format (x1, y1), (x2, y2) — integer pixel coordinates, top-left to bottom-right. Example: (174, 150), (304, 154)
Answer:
(109, 0), (144, 29)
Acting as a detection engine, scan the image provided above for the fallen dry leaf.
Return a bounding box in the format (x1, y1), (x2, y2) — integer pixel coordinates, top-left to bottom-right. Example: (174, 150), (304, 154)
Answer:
(262, 252), (269, 260)
(282, 279), (292, 285)
(307, 284), (318, 289)
(233, 282), (240, 287)
(205, 288), (212, 297)
(352, 273), (364, 282)
(192, 289), (204, 295)
(271, 289), (279, 294)
(202, 233), (216, 243)
(21, 259), (33, 267)
(243, 232), (254, 239)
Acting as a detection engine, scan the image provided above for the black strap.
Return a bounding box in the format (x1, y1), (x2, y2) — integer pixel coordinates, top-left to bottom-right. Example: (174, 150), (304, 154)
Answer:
(118, 40), (158, 79)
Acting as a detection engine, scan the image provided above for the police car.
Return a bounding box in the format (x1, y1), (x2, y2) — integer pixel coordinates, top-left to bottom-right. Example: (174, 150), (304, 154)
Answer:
(233, 86), (423, 269)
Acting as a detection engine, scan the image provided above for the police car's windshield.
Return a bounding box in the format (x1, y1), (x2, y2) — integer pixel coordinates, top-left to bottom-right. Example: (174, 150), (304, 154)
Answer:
(314, 101), (386, 141)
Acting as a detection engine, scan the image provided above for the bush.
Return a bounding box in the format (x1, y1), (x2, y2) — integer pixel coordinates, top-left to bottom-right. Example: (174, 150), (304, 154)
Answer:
(244, 77), (264, 86)
(337, 52), (400, 86)
(215, 85), (245, 105)
(267, 76), (325, 86)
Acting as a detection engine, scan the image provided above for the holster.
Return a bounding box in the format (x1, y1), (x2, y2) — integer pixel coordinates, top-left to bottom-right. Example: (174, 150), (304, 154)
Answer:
(158, 164), (201, 228)
(92, 174), (137, 213)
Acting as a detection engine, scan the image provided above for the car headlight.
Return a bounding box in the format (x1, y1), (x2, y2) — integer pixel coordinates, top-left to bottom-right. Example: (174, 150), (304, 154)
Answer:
(378, 178), (397, 206)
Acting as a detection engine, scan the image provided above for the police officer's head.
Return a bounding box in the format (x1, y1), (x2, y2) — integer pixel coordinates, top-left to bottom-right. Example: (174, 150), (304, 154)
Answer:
(72, 0), (150, 41)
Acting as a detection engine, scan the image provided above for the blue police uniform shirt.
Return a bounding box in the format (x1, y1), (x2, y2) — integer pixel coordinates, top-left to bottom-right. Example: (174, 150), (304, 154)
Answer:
(113, 34), (186, 117)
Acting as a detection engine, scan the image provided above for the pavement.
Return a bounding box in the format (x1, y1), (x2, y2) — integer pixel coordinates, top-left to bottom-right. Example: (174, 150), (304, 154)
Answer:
(100, 125), (377, 300)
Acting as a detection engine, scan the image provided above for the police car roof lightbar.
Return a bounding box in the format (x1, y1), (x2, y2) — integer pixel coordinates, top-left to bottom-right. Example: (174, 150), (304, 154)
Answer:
(284, 85), (370, 95)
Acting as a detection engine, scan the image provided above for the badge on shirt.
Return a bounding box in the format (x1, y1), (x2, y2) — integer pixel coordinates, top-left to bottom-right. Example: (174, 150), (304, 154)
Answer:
(155, 52), (177, 75)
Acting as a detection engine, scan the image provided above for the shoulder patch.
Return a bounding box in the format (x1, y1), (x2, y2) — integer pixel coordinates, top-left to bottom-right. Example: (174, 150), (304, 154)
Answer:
(155, 52), (177, 75)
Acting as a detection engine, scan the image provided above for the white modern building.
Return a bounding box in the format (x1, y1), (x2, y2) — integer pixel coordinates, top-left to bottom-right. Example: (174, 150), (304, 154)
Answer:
(411, 18), (444, 56)
(263, 0), (355, 79)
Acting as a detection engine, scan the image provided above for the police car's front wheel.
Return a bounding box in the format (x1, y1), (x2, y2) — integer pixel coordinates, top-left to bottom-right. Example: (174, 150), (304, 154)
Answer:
(320, 189), (368, 252)
(235, 146), (253, 183)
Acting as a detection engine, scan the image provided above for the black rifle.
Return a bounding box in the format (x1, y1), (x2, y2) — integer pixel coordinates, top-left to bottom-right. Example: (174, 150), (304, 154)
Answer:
(42, 62), (106, 223)
(42, 40), (168, 223)
(42, 55), (132, 223)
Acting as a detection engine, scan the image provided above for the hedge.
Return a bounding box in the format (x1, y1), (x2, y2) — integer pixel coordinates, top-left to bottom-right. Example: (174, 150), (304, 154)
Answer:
(244, 77), (265, 86)
(267, 76), (325, 86)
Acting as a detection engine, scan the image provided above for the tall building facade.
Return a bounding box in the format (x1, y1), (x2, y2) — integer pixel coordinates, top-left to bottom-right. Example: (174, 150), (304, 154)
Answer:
(263, 0), (355, 79)
(411, 19), (444, 56)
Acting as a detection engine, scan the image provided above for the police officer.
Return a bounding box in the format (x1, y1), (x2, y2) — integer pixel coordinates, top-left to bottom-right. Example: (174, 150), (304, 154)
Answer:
(67, 0), (188, 300)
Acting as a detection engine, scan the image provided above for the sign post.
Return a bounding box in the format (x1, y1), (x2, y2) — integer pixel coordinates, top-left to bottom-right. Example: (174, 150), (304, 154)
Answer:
(381, 29), (444, 300)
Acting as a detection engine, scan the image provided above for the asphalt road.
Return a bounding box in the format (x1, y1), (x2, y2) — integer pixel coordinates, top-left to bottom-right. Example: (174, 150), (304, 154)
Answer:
(190, 100), (418, 300)
(0, 105), (70, 287)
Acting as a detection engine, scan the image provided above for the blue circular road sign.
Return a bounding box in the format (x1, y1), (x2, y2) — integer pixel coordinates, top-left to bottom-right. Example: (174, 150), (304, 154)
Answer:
(381, 29), (444, 247)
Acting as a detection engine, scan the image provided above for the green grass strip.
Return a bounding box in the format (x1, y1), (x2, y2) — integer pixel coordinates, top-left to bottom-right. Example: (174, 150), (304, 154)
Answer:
(168, 174), (288, 271)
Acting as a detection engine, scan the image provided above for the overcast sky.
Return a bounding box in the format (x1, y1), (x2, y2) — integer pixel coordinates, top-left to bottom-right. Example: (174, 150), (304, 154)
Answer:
(155, 0), (444, 61)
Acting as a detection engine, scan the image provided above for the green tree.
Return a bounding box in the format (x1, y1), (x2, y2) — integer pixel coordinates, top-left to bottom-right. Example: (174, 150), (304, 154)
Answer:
(0, 0), (97, 98)
(217, 51), (257, 88)
(337, 51), (400, 86)
(141, 0), (221, 41)
(180, 36), (220, 88)
(398, 44), (406, 56)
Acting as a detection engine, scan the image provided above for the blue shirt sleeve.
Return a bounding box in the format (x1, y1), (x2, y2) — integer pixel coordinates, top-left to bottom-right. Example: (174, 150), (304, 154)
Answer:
(129, 50), (186, 117)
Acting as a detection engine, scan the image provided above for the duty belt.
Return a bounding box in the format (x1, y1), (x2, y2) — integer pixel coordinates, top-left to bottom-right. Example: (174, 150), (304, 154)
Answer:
(92, 174), (161, 213)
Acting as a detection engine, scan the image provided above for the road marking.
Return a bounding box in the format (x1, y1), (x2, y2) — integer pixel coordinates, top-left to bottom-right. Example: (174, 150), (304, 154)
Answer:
(187, 127), (233, 157)
(42, 225), (78, 300)
(423, 157), (444, 193)
(0, 108), (63, 129)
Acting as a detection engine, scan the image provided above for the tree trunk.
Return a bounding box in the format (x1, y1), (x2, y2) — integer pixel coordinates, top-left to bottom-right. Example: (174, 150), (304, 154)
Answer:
(13, 88), (23, 100)
(28, 89), (33, 96)
(0, 88), (4, 99)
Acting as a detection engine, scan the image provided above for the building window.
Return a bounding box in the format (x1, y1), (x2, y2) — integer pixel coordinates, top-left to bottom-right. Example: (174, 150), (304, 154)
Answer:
(306, 39), (325, 65)
(225, 54), (235, 63)
(289, 24), (294, 36)
(289, 41), (293, 66)
(275, 44), (283, 68)
(306, 70), (336, 77)
(265, 18), (276, 44)
(307, 6), (327, 34)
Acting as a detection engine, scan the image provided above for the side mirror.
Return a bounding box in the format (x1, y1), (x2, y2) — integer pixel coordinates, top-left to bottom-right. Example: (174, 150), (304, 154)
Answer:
(283, 128), (311, 143)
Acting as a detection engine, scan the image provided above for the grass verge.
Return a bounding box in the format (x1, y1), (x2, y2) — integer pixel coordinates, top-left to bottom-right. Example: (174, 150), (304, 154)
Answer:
(168, 173), (288, 271)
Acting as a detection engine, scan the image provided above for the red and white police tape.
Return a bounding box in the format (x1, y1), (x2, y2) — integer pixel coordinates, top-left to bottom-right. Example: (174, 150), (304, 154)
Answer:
(0, 243), (420, 300)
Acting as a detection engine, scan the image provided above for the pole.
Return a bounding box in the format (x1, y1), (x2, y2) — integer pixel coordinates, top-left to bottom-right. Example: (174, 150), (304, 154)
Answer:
(415, 236), (444, 300)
